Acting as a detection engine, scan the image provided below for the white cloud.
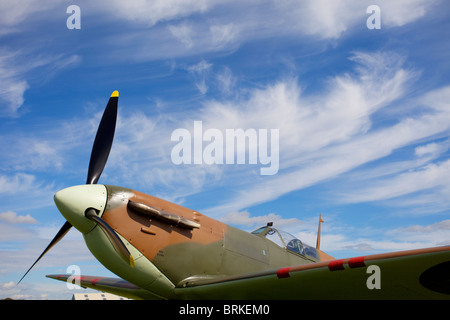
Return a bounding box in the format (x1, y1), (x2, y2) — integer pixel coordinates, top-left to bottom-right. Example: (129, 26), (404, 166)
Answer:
(0, 173), (38, 194)
(168, 22), (194, 48)
(195, 51), (424, 215)
(0, 1), (58, 34)
(0, 51), (30, 115)
(419, 85), (450, 111)
(342, 160), (450, 203)
(387, 219), (450, 247)
(80, 0), (440, 63)
(1, 281), (15, 290)
(215, 66), (235, 94)
(0, 0), (440, 72)
(25, 49), (444, 222)
(187, 59), (213, 74)
(218, 210), (450, 257)
(415, 141), (449, 158)
(0, 50), (81, 117)
(102, 110), (224, 202)
(0, 222), (35, 243)
(398, 220), (450, 233)
(221, 210), (303, 230)
(210, 23), (239, 48)
(2, 138), (63, 172)
(104, 0), (212, 26)
(0, 109), (106, 235)
(186, 59), (213, 94)
(329, 84), (450, 208)
(100, 0), (437, 39)
(0, 80), (28, 114)
(274, 0), (437, 39)
(290, 0), (362, 39)
(0, 223), (98, 289)
(0, 211), (37, 224)
(380, 0), (435, 27)
(311, 217), (450, 256)
(77, 50), (448, 220)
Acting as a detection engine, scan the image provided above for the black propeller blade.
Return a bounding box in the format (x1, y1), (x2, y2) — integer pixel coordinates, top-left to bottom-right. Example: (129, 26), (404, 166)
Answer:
(18, 91), (119, 283)
(18, 221), (72, 284)
(86, 91), (118, 185)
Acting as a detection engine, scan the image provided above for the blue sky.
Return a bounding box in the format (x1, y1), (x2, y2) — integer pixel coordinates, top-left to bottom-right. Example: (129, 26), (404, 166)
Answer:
(1, 0), (450, 299)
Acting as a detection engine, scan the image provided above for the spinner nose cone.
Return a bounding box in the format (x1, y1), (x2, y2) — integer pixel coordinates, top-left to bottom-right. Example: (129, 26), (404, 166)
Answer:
(54, 184), (107, 234)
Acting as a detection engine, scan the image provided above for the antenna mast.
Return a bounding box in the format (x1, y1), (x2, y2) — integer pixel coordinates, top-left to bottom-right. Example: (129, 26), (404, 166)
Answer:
(316, 214), (324, 250)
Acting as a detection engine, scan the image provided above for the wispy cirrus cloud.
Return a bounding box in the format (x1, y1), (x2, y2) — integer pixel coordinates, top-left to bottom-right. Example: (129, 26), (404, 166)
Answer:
(0, 50), (30, 115)
(0, 0), (59, 35)
(103, 0), (212, 26)
(338, 159), (450, 205)
(186, 59), (213, 94)
(221, 210), (303, 230)
(93, 50), (446, 220)
(193, 51), (421, 215)
(0, 50), (81, 117)
(83, 0), (439, 64)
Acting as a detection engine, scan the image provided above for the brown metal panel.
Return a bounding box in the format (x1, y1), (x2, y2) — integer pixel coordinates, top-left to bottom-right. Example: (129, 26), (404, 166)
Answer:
(102, 185), (226, 263)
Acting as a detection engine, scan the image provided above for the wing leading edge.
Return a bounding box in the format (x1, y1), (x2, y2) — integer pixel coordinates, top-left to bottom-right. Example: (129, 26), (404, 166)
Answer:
(46, 274), (161, 300)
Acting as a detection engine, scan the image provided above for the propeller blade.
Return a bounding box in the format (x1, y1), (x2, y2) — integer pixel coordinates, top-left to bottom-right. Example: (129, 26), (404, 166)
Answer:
(18, 221), (72, 284)
(86, 91), (119, 185)
(19, 91), (119, 283)
(85, 208), (134, 267)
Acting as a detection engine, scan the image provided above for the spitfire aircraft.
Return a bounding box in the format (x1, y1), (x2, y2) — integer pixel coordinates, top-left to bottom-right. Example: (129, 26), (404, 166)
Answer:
(19, 91), (450, 299)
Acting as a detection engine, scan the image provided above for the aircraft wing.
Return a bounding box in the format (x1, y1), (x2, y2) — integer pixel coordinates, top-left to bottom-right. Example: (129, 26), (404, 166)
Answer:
(47, 246), (450, 300)
(46, 274), (161, 300)
(174, 245), (450, 299)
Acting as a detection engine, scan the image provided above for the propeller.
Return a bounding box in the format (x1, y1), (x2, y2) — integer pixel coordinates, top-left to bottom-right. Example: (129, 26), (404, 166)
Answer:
(18, 91), (119, 284)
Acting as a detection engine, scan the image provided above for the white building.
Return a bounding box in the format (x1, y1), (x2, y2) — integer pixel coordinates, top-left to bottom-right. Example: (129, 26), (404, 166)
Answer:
(72, 292), (130, 300)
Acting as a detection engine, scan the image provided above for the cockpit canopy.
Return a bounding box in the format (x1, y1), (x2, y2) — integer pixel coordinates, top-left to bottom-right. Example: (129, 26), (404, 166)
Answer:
(251, 225), (319, 260)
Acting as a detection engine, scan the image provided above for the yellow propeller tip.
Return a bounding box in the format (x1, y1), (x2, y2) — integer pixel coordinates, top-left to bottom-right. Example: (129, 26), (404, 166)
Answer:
(111, 90), (119, 98)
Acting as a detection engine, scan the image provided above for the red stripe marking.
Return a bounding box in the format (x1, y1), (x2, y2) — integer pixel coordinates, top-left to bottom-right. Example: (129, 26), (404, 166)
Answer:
(91, 278), (99, 286)
(348, 256), (365, 268)
(328, 259), (345, 271)
(277, 267), (291, 278)
(71, 276), (84, 284)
